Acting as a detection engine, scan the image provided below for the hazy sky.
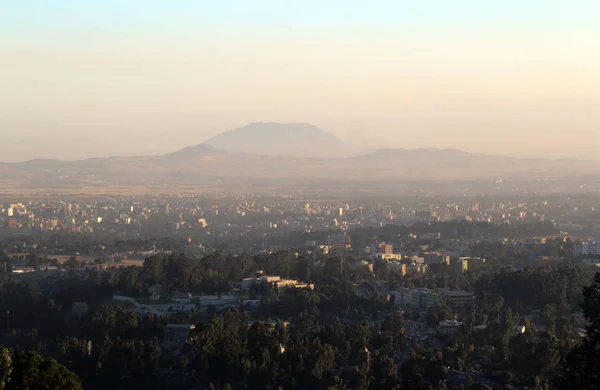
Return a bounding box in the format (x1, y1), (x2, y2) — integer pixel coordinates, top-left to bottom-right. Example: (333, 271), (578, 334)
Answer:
(1, 1), (599, 162)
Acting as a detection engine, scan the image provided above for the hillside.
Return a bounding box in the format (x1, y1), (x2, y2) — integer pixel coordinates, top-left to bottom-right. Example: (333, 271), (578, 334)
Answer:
(2, 146), (598, 186)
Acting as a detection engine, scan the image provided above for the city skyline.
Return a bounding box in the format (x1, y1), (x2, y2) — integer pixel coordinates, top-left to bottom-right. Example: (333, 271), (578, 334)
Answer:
(2, 1), (600, 161)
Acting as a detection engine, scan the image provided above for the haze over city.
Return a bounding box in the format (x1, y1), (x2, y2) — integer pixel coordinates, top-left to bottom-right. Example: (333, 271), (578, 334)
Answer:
(2, 1), (600, 162)
(3, 2), (600, 390)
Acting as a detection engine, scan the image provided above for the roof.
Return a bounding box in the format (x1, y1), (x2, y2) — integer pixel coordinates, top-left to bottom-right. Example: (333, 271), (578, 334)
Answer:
(165, 324), (195, 329)
(443, 291), (473, 297)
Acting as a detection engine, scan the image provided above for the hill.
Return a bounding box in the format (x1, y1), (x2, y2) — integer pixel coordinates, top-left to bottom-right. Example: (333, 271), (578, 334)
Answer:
(2, 139), (600, 194)
(203, 122), (369, 158)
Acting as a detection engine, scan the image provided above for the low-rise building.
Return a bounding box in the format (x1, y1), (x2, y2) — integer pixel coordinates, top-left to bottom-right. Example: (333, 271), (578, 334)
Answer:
(374, 253), (403, 261)
(197, 295), (239, 310)
(241, 276), (313, 293)
(438, 320), (463, 336)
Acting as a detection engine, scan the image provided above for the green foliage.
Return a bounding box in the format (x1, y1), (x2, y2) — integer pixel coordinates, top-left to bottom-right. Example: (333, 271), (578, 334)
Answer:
(4, 350), (82, 390)
(0, 348), (12, 390)
(557, 272), (600, 389)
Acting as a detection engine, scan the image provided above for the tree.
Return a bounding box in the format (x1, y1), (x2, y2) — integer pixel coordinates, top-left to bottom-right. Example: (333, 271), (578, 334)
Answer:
(557, 272), (600, 389)
(65, 256), (80, 269)
(427, 302), (452, 327)
(8, 351), (82, 390)
(0, 348), (12, 390)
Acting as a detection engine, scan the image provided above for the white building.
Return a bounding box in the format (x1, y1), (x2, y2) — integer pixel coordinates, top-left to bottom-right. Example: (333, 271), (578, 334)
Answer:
(373, 253), (402, 261)
(240, 276), (313, 293)
(573, 242), (600, 257)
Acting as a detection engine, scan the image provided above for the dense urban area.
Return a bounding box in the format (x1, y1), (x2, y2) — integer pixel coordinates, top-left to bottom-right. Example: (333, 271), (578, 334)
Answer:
(0, 193), (599, 389)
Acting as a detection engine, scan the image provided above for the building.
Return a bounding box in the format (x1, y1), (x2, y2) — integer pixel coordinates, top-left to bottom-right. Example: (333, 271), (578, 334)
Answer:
(475, 324), (526, 335)
(197, 295), (239, 310)
(387, 262), (407, 276)
(164, 324), (195, 343)
(71, 302), (89, 319)
(424, 253), (450, 265)
(241, 276), (313, 293)
(452, 258), (469, 274)
(382, 244), (394, 255)
(438, 320), (463, 336)
(374, 253), (402, 261)
(393, 288), (441, 309)
(573, 242), (600, 257)
(328, 233), (351, 247)
(437, 289), (473, 308)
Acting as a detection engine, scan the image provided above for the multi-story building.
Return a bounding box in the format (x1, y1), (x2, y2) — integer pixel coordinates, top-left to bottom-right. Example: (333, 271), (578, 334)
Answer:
(452, 258), (469, 274)
(573, 242), (600, 257)
(393, 287), (441, 309)
(424, 253), (450, 265)
(382, 244), (394, 255)
(437, 289), (473, 308)
(374, 253), (402, 261)
(328, 233), (351, 247)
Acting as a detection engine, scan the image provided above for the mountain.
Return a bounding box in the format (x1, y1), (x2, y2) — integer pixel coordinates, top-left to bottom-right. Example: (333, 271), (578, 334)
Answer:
(203, 122), (370, 158)
(2, 134), (600, 194)
(160, 144), (226, 165)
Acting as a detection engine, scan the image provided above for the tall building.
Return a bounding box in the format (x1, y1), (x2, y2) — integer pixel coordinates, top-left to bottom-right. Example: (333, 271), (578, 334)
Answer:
(424, 253), (450, 265)
(383, 244), (394, 255)
(573, 242), (600, 257)
(453, 258), (469, 274)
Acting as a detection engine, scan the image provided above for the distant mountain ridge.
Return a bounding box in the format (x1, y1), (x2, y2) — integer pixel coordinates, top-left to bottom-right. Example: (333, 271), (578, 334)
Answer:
(2, 123), (600, 187)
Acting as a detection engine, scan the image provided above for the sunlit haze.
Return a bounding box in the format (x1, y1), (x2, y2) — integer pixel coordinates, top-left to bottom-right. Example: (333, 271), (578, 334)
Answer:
(1, 1), (599, 162)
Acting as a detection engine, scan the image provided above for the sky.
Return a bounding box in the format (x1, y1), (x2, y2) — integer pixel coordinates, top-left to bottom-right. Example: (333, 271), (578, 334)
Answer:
(1, 1), (600, 162)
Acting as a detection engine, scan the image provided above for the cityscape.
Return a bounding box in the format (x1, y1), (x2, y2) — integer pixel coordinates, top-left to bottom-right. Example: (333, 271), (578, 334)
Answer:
(2, 1), (600, 390)
(1, 190), (600, 389)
